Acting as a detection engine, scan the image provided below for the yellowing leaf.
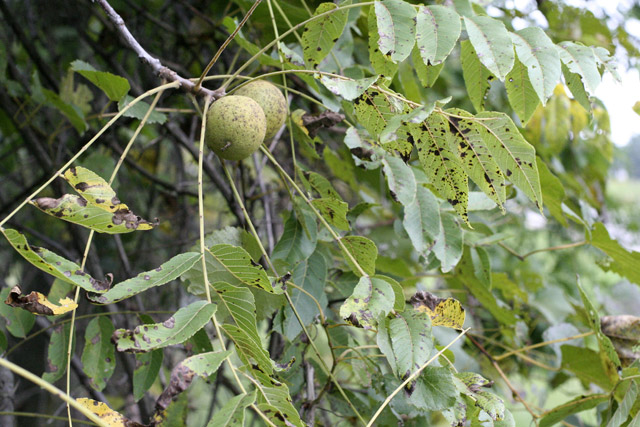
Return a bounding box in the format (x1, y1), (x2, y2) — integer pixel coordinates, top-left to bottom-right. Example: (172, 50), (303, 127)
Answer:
(76, 398), (135, 426)
(4, 285), (77, 315)
(410, 291), (466, 329)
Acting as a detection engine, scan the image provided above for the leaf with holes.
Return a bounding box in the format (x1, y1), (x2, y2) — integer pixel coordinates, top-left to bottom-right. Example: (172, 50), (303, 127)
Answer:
(460, 40), (496, 113)
(510, 28), (561, 105)
(87, 252), (200, 304)
(81, 317), (115, 391)
(341, 235), (378, 276)
(1, 228), (111, 293)
(415, 5), (461, 66)
(340, 276), (395, 329)
(464, 16), (515, 81)
(374, 0), (417, 63)
(301, 3), (348, 68)
(112, 301), (216, 353)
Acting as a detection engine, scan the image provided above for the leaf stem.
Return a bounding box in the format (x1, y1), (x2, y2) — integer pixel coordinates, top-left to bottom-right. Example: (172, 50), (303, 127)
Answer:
(494, 331), (594, 361)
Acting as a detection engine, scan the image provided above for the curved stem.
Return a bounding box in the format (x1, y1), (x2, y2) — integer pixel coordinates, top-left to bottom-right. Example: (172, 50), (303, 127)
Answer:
(494, 331), (594, 361)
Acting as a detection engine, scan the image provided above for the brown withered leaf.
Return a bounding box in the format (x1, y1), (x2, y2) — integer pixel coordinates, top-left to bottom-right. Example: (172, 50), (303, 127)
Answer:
(410, 291), (466, 329)
(302, 111), (345, 137)
(77, 398), (147, 427)
(5, 285), (77, 316)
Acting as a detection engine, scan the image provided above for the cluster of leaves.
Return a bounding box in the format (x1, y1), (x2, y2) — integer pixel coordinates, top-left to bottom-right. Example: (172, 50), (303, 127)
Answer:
(1, 0), (640, 426)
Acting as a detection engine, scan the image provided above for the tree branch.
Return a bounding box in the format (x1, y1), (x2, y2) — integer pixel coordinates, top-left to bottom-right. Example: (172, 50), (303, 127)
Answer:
(93, 0), (225, 99)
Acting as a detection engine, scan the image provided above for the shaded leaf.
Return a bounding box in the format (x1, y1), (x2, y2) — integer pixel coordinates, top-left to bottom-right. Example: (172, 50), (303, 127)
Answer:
(464, 16), (515, 81)
(222, 324), (272, 375)
(208, 245), (274, 293)
(409, 366), (458, 411)
(590, 222), (640, 285)
(88, 252), (200, 304)
(505, 56), (540, 125)
(134, 349), (163, 402)
(81, 317), (115, 391)
(415, 5), (461, 66)
(539, 394), (609, 427)
(382, 155), (417, 206)
(433, 212), (463, 273)
(311, 198), (350, 230)
(607, 381), (637, 427)
(562, 65), (591, 111)
(71, 60), (130, 101)
(1, 228), (111, 293)
(43, 323), (74, 383)
(302, 3), (348, 68)
(118, 95), (167, 124)
(374, 0), (417, 63)
(0, 286), (35, 338)
(341, 235), (378, 276)
(5, 285), (77, 315)
(538, 158), (567, 226)
(561, 345), (616, 390)
(460, 40), (495, 113)
(113, 301), (216, 353)
(272, 209), (317, 267)
(206, 390), (257, 427)
(456, 372), (504, 420)
(76, 398), (141, 426)
(403, 185), (441, 254)
(42, 88), (87, 133)
(410, 291), (466, 329)
(340, 276), (394, 329)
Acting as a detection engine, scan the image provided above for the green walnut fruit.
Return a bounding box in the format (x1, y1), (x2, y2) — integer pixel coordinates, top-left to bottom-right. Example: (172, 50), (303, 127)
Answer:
(205, 95), (267, 161)
(234, 80), (287, 139)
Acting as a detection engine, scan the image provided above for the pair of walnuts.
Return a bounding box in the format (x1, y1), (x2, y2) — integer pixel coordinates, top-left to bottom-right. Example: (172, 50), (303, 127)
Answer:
(205, 80), (287, 160)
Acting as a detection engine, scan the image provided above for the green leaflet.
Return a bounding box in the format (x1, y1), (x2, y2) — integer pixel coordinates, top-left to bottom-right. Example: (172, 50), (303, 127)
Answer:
(212, 282), (261, 353)
(311, 198), (350, 230)
(207, 244), (274, 293)
(433, 212), (463, 272)
(340, 275), (394, 329)
(382, 155), (417, 206)
(113, 301), (216, 352)
(377, 308), (434, 383)
(415, 5), (461, 66)
(455, 372), (506, 420)
(562, 65), (591, 111)
(118, 95), (166, 124)
(221, 324), (273, 376)
(402, 184), (441, 254)
(539, 394), (609, 427)
(556, 41), (601, 95)
(607, 381), (637, 427)
(413, 48), (445, 87)
(301, 3), (348, 68)
(87, 252), (201, 304)
(1, 228), (110, 293)
(590, 222), (640, 285)
(460, 40), (495, 113)
(537, 158), (567, 226)
(206, 390), (257, 427)
(505, 56), (540, 125)
(407, 118), (469, 223)
(81, 317), (115, 391)
(444, 109), (507, 211)
(31, 194), (155, 234)
(463, 16), (515, 81)
(41, 88), (87, 133)
(272, 208), (317, 267)
(409, 366), (458, 411)
(368, 5), (398, 77)
(510, 27), (561, 105)
(305, 171), (343, 200)
(354, 87), (409, 138)
(252, 370), (304, 427)
(43, 322), (74, 383)
(319, 75), (379, 101)
(341, 235), (378, 276)
(71, 60), (130, 101)
(374, 0), (417, 63)
(561, 345), (616, 390)
(282, 252), (328, 340)
(134, 349), (163, 402)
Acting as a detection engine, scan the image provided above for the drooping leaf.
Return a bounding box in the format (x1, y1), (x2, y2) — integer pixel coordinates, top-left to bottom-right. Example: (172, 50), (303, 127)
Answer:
(43, 322), (74, 383)
(374, 0), (417, 63)
(592, 46), (621, 82)
(71, 60), (130, 101)
(410, 291), (466, 329)
(340, 276), (394, 329)
(4, 285), (77, 315)
(562, 65), (591, 111)
(221, 324), (272, 375)
(311, 198), (350, 230)
(382, 155), (417, 206)
(0, 286), (35, 338)
(112, 301), (216, 353)
(539, 394), (609, 427)
(556, 41), (601, 95)
(134, 349), (163, 402)
(354, 87), (409, 138)
(252, 371), (304, 427)
(81, 316), (116, 391)
(460, 40), (496, 113)
(433, 212), (464, 273)
(463, 16), (515, 81)
(211, 281), (261, 350)
(590, 222), (640, 285)
(560, 345), (616, 390)
(377, 308), (434, 385)
(31, 194), (155, 234)
(368, 5), (398, 77)
(537, 158), (567, 226)
(607, 381), (637, 427)
(207, 245), (274, 293)
(402, 185), (441, 254)
(272, 209), (317, 267)
(305, 171), (343, 201)
(206, 390), (257, 427)
(41, 88), (87, 133)
(282, 252), (328, 340)
(456, 372), (505, 420)
(505, 56), (540, 125)
(1, 228), (111, 293)
(76, 398), (136, 426)
(415, 5), (461, 66)
(510, 27), (562, 105)
(153, 350), (231, 419)
(301, 3), (348, 68)
(407, 118), (469, 223)
(409, 366), (458, 411)
(118, 95), (167, 124)
(88, 252), (200, 304)
(319, 75), (379, 101)
(341, 235), (378, 276)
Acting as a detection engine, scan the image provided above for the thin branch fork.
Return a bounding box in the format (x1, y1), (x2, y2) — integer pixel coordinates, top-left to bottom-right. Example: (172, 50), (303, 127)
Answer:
(94, 0), (225, 99)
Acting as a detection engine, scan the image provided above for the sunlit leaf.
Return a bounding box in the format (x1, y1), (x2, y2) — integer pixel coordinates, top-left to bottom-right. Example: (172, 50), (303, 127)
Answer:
(222, 324), (272, 375)
(590, 222), (640, 285)
(207, 245), (274, 293)
(556, 41), (601, 95)
(374, 0), (417, 63)
(340, 276), (394, 329)
(410, 291), (466, 329)
(368, 5), (398, 76)
(382, 155), (416, 206)
(320, 75), (379, 101)
(341, 235), (378, 277)
(505, 56), (540, 125)
(464, 16), (515, 81)
(77, 398), (134, 426)
(301, 3), (348, 68)
(415, 5), (461, 66)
